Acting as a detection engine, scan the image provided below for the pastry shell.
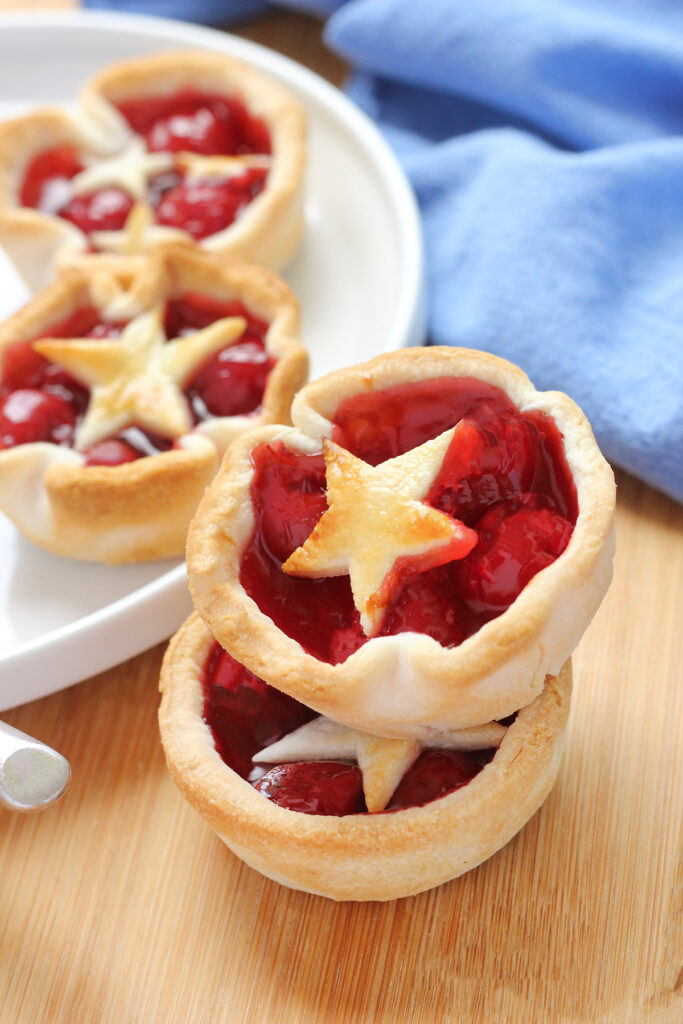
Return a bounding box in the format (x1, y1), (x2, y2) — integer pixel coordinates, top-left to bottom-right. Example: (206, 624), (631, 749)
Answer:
(0, 245), (307, 563)
(159, 612), (572, 902)
(187, 347), (615, 737)
(0, 51), (306, 291)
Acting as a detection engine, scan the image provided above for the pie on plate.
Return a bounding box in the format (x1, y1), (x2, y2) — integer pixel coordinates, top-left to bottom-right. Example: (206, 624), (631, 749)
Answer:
(0, 51), (306, 291)
(0, 245), (307, 562)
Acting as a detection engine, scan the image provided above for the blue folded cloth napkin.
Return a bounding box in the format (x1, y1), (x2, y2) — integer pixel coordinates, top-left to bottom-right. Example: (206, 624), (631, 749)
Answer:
(82, 0), (683, 501)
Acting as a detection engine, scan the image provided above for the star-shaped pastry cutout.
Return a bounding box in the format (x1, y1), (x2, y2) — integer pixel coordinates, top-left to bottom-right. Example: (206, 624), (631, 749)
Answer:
(33, 309), (246, 451)
(71, 139), (174, 200)
(254, 717), (420, 813)
(253, 716), (508, 812)
(282, 429), (478, 635)
(90, 202), (189, 255)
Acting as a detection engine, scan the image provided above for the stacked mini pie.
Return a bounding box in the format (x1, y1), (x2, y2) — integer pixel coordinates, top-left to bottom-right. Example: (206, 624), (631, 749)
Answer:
(159, 347), (616, 900)
(0, 52), (308, 561)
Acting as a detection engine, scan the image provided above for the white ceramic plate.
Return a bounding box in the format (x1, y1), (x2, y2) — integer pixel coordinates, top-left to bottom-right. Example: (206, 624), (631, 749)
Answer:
(0, 10), (426, 711)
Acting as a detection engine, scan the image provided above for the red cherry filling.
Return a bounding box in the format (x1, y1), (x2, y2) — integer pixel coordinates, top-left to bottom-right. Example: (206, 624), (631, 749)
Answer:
(148, 107), (235, 156)
(81, 427), (174, 466)
(379, 565), (476, 648)
(331, 378), (511, 467)
(164, 292), (268, 337)
(59, 187), (134, 235)
(0, 307), (126, 421)
(19, 93), (268, 241)
(0, 295), (273, 463)
(333, 379), (576, 526)
(19, 145), (84, 211)
(0, 389), (76, 448)
(184, 339), (274, 420)
(240, 378), (578, 661)
(253, 763), (365, 816)
(385, 749), (488, 811)
(117, 89), (271, 156)
(455, 500), (573, 615)
(202, 643), (494, 816)
(155, 168), (267, 240)
(19, 146), (134, 236)
(82, 438), (141, 467)
(241, 443), (360, 662)
(0, 340), (86, 407)
(168, 292), (273, 420)
(250, 442), (328, 563)
(203, 642), (315, 779)
(241, 443), (361, 663)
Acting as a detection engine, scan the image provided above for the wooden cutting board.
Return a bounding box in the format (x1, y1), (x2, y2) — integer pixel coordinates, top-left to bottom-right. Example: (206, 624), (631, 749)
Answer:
(0, 8), (681, 1022)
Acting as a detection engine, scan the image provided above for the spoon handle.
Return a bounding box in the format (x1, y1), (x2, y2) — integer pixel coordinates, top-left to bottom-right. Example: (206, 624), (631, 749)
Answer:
(0, 721), (71, 811)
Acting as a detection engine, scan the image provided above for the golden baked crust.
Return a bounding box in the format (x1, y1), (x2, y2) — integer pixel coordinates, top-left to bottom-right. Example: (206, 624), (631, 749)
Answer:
(159, 612), (572, 902)
(0, 51), (306, 291)
(0, 246), (307, 562)
(187, 347), (615, 737)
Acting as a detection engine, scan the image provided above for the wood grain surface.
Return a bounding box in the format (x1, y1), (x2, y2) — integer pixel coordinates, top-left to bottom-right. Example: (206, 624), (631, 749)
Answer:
(0, 6), (682, 1023)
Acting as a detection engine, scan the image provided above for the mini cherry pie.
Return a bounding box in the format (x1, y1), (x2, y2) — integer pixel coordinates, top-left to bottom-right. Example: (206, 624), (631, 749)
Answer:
(0, 51), (305, 290)
(0, 245), (307, 562)
(159, 347), (615, 900)
(161, 613), (571, 901)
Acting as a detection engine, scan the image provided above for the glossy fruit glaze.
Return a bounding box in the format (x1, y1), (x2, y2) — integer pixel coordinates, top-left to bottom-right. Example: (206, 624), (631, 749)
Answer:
(0, 294), (273, 460)
(168, 292), (274, 422)
(20, 145), (134, 234)
(203, 641), (494, 815)
(1, 305), (105, 451)
(19, 145), (83, 211)
(153, 167), (268, 240)
(117, 89), (271, 157)
(240, 377), (578, 660)
(19, 90), (270, 240)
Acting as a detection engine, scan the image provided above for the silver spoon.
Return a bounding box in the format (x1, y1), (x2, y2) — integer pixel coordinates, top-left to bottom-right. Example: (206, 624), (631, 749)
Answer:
(0, 721), (71, 811)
